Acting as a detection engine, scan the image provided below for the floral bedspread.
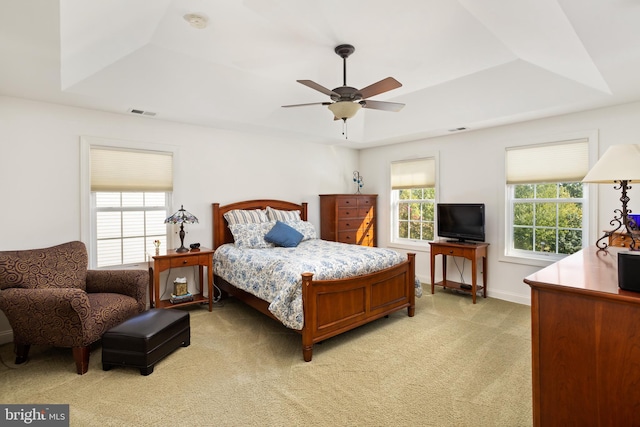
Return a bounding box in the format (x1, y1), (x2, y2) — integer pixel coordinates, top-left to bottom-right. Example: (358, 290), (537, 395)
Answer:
(214, 239), (422, 330)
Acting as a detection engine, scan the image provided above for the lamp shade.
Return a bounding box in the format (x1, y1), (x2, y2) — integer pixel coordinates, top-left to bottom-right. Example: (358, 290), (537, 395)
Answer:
(582, 144), (640, 183)
(165, 205), (199, 225)
(328, 101), (361, 120)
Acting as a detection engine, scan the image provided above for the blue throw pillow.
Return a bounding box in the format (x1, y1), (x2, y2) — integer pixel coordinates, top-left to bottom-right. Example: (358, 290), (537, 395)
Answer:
(265, 220), (304, 247)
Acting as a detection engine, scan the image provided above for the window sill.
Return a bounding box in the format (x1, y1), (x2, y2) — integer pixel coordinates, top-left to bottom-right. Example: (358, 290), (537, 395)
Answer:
(498, 252), (566, 268)
(388, 241), (432, 253)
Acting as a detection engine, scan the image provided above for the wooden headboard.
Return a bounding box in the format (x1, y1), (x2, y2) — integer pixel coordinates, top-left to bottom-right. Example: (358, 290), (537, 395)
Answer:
(212, 200), (308, 250)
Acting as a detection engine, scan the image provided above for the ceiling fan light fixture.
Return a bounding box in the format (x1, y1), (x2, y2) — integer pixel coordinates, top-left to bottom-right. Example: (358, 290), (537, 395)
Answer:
(328, 101), (361, 120)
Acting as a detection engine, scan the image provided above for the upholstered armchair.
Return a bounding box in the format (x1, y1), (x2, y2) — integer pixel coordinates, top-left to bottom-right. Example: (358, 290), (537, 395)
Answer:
(0, 241), (147, 374)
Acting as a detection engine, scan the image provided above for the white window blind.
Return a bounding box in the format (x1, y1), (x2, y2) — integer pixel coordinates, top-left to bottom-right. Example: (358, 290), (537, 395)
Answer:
(391, 158), (436, 189)
(90, 147), (173, 192)
(506, 140), (589, 184)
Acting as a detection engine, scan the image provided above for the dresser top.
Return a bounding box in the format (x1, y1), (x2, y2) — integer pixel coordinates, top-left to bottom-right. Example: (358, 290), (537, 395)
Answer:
(524, 246), (640, 302)
(320, 194), (377, 197)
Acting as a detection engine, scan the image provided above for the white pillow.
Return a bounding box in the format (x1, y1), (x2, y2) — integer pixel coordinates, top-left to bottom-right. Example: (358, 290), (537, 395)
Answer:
(228, 222), (275, 249)
(283, 219), (317, 241)
(224, 209), (268, 225)
(266, 206), (301, 222)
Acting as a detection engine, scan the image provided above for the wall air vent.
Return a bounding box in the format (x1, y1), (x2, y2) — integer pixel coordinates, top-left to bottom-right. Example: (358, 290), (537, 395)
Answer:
(128, 108), (157, 117)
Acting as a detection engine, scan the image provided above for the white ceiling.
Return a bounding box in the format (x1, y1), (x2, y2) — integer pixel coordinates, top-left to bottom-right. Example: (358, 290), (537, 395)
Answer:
(2, 0), (640, 148)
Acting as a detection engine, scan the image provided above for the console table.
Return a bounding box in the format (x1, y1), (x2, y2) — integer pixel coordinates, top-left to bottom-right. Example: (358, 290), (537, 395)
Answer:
(429, 241), (489, 304)
(524, 246), (640, 426)
(148, 248), (214, 311)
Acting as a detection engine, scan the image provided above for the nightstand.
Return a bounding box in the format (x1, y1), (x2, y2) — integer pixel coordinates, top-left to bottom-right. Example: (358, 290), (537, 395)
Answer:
(148, 248), (214, 311)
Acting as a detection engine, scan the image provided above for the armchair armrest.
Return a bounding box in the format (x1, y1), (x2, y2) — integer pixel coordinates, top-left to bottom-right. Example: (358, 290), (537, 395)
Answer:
(86, 269), (147, 312)
(0, 287), (91, 347)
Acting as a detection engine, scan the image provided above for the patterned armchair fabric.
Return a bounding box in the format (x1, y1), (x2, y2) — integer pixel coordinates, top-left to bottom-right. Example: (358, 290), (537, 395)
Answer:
(0, 241), (147, 374)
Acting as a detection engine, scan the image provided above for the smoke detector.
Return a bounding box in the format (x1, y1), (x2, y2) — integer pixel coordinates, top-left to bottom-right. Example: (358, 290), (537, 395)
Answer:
(184, 13), (208, 29)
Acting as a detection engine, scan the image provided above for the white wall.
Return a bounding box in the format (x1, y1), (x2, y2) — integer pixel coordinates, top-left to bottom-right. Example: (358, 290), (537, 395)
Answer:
(4, 95), (640, 344)
(0, 96), (359, 344)
(359, 101), (640, 305)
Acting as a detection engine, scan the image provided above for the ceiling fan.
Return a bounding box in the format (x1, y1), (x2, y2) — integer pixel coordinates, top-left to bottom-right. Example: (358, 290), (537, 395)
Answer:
(282, 44), (405, 122)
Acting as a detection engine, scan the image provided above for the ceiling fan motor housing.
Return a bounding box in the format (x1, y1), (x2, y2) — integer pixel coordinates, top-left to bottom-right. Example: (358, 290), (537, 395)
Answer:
(330, 86), (362, 102)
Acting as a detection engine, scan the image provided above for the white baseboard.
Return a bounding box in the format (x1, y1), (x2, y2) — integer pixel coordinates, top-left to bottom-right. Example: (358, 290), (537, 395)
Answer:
(487, 289), (531, 306)
(421, 276), (532, 306)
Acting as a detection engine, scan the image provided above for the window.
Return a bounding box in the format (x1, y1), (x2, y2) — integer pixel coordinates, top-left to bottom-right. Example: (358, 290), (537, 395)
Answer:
(506, 140), (589, 260)
(391, 158), (437, 245)
(83, 142), (174, 268)
(95, 192), (168, 268)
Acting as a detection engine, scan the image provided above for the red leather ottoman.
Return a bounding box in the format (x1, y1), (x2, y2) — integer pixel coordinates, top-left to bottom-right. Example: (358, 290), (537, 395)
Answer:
(102, 309), (190, 375)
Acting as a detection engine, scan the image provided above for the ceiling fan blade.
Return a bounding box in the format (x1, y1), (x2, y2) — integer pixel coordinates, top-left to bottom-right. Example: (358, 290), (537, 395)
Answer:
(360, 100), (405, 112)
(282, 102), (331, 108)
(358, 77), (402, 100)
(297, 80), (340, 97)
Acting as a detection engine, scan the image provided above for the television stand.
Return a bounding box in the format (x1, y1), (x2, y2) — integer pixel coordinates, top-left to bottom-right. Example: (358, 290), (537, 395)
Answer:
(429, 240), (489, 304)
(446, 239), (476, 245)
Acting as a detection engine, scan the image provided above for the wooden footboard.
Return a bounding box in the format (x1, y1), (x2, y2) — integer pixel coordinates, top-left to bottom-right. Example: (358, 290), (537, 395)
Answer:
(300, 253), (415, 361)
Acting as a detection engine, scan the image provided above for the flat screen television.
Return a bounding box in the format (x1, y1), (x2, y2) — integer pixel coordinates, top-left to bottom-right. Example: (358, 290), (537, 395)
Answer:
(437, 203), (485, 243)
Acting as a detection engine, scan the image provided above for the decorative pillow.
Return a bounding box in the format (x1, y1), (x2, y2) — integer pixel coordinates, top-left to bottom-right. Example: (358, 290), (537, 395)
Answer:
(266, 206), (301, 222)
(265, 221), (304, 248)
(283, 219), (317, 241)
(228, 222), (275, 249)
(223, 209), (268, 225)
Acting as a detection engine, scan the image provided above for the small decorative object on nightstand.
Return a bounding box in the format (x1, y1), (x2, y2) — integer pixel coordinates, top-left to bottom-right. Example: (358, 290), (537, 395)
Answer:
(173, 277), (188, 296)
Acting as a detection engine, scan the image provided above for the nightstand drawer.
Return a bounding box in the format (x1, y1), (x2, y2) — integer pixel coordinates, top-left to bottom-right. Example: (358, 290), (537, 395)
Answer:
(170, 256), (200, 268)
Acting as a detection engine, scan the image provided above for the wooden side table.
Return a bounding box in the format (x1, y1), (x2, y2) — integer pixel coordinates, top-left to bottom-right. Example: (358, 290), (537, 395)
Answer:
(429, 240), (489, 304)
(148, 248), (214, 311)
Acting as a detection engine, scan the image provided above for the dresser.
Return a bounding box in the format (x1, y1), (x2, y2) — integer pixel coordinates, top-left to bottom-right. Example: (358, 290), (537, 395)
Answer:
(319, 194), (377, 247)
(524, 246), (640, 426)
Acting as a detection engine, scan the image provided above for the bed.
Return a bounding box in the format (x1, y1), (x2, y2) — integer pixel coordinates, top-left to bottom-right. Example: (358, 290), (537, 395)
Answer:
(212, 199), (417, 361)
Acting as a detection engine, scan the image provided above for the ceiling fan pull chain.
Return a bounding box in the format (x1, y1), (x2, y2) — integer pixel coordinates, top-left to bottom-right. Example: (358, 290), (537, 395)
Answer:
(342, 118), (348, 139)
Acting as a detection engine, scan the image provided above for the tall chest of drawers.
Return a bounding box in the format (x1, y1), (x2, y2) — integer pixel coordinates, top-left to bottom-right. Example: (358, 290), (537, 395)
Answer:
(319, 194), (377, 247)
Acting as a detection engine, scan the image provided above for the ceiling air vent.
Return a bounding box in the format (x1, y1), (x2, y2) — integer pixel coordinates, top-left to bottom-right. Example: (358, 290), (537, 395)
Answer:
(128, 108), (157, 117)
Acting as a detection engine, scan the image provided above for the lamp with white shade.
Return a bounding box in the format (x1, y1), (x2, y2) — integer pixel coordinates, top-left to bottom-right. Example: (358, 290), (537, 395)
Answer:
(582, 144), (640, 251)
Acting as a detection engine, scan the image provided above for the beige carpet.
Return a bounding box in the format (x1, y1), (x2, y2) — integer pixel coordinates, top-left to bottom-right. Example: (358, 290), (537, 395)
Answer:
(0, 288), (532, 426)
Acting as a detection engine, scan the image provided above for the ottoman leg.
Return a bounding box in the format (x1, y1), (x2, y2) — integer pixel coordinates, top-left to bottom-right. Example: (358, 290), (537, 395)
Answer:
(141, 365), (154, 376)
